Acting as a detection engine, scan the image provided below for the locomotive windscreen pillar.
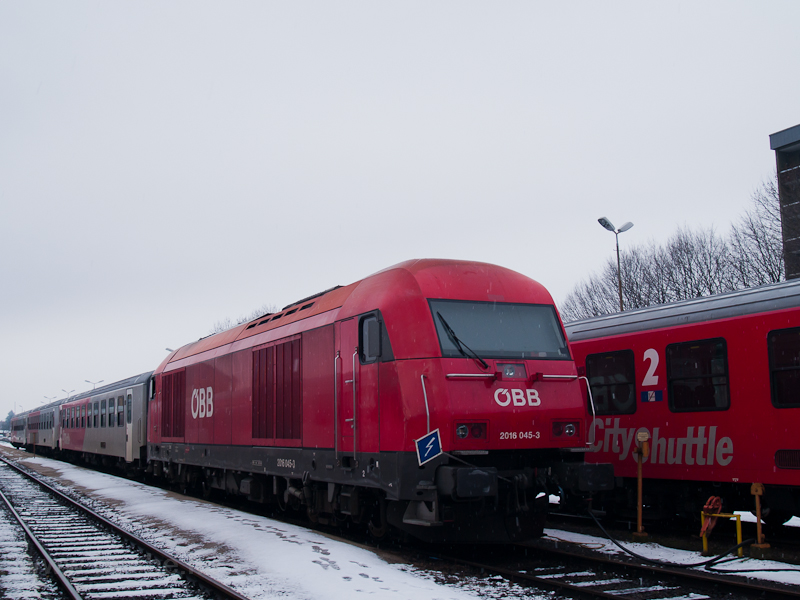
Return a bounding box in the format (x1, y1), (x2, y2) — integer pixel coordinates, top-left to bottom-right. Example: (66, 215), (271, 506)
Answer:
(770, 124), (800, 280)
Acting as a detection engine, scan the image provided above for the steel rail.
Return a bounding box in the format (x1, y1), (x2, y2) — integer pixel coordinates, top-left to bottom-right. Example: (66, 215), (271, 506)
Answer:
(0, 485), (83, 600)
(432, 542), (800, 600)
(530, 543), (800, 599)
(0, 455), (252, 600)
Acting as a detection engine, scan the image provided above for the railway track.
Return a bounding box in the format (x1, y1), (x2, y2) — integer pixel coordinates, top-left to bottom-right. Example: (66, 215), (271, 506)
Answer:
(0, 457), (251, 600)
(426, 541), (800, 600)
(6, 447), (800, 600)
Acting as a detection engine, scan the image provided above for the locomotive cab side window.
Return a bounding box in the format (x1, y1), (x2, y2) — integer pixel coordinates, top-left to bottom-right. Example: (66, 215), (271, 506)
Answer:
(585, 350), (636, 415)
(768, 327), (800, 408)
(666, 338), (729, 412)
(359, 312), (394, 364)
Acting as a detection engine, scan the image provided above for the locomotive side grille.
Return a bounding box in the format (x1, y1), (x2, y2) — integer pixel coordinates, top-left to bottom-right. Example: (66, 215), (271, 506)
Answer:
(162, 370), (186, 438)
(775, 449), (800, 469)
(253, 338), (302, 440)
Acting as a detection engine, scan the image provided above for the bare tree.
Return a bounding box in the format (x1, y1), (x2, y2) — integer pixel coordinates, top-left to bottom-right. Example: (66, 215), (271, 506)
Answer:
(663, 226), (734, 301)
(729, 176), (784, 287)
(560, 174), (784, 322)
(210, 303), (277, 334)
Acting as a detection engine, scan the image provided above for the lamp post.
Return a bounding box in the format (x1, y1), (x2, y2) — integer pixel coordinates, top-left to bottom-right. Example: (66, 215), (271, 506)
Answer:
(598, 217), (633, 312)
(62, 389), (75, 401)
(85, 379), (103, 390)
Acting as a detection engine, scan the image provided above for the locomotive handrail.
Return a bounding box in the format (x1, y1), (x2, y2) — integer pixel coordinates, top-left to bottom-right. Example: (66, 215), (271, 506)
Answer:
(334, 351), (340, 461)
(352, 348), (358, 463)
(446, 373), (497, 379)
(579, 375), (597, 448)
(541, 374), (578, 380)
(421, 374), (431, 433)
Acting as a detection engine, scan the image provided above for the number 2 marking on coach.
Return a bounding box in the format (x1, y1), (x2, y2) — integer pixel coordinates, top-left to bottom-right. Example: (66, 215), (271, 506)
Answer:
(642, 348), (659, 387)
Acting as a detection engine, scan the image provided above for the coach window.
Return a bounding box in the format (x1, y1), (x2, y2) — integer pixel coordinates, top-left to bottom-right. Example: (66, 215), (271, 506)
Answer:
(768, 327), (800, 408)
(127, 393), (133, 424)
(101, 400), (107, 427)
(108, 398), (115, 427)
(667, 338), (729, 412)
(118, 396), (124, 427)
(93, 402), (99, 428)
(586, 350), (636, 415)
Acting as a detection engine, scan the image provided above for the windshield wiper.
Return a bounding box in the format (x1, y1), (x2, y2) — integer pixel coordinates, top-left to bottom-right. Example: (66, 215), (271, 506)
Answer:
(436, 312), (489, 370)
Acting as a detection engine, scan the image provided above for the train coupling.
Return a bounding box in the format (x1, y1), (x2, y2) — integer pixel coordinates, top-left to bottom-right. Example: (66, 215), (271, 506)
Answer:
(435, 465), (498, 499)
(550, 462), (614, 494)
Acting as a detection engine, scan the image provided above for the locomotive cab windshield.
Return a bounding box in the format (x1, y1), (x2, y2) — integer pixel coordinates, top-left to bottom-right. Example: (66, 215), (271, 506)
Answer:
(428, 299), (571, 360)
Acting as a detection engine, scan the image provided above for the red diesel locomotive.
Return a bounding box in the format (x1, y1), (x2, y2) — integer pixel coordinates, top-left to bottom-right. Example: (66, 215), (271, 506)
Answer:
(147, 259), (610, 542)
(12, 259), (611, 542)
(565, 279), (800, 524)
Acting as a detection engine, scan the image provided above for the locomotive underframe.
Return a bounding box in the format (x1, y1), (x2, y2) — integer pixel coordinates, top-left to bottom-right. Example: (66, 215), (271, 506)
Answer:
(148, 442), (610, 542)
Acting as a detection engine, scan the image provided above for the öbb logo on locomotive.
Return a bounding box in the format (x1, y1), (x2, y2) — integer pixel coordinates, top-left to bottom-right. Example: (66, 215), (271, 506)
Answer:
(493, 388), (541, 407)
(190, 387), (214, 419)
(16, 259), (614, 544)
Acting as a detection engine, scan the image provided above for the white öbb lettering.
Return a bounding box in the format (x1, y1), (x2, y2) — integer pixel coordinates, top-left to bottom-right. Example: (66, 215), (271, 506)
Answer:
(191, 387), (214, 419)
(494, 388), (541, 407)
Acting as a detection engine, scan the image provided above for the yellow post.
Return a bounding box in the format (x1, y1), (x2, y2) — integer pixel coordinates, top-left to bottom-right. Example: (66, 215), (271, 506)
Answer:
(700, 512), (743, 558)
(632, 431), (650, 541)
(701, 513), (708, 555)
(751, 483), (770, 555)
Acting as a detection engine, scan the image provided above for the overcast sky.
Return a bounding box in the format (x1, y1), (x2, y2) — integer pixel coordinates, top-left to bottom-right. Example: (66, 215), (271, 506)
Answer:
(2, 2), (799, 418)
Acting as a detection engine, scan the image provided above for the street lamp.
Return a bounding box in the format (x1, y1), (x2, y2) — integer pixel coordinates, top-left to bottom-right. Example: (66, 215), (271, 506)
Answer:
(85, 379), (103, 390)
(62, 389), (75, 400)
(598, 217), (634, 312)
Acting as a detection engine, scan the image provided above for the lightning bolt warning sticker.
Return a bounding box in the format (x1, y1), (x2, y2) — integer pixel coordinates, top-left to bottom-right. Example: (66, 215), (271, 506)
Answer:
(415, 429), (442, 466)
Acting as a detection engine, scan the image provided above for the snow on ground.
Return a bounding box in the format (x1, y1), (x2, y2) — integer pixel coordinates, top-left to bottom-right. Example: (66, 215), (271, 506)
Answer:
(540, 527), (800, 587)
(14, 456), (552, 600)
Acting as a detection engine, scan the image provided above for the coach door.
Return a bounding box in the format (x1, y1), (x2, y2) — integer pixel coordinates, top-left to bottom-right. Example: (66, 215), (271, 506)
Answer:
(337, 316), (380, 469)
(337, 319), (358, 465)
(124, 388), (134, 462)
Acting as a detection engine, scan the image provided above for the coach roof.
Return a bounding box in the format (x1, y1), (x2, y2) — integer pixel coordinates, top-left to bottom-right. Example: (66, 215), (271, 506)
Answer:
(564, 278), (800, 342)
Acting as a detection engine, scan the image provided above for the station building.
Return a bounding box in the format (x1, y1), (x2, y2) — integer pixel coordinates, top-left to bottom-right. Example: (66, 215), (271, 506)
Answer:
(770, 124), (800, 280)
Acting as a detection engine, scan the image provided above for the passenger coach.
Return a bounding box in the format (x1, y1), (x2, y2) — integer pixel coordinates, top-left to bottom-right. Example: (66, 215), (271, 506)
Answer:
(566, 279), (800, 524)
(60, 373), (151, 470)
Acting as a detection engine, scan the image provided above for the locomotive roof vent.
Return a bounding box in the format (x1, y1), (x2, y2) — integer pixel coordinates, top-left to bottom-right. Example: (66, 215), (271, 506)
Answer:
(245, 301), (317, 330)
(282, 285), (341, 311)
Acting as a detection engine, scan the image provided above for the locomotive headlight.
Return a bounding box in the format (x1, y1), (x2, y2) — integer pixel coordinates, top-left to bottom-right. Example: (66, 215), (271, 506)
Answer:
(497, 363), (527, 379)
(455, 421), (487, 441)
(552, 420), (580, 438)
